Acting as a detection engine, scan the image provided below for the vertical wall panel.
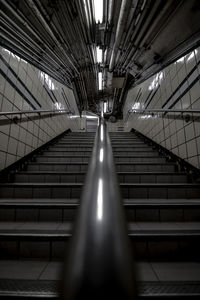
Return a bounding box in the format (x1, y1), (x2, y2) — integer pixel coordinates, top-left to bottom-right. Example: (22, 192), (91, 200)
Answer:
(0, 47), (81, 171)
(124, 47), (200, 169)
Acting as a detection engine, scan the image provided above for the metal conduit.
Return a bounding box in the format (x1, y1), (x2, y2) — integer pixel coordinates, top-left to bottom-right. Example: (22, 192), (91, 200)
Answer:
(63, 115), (136, 299)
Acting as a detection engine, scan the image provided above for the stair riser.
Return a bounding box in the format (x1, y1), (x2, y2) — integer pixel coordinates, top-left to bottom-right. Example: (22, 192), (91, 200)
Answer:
(43, 151), (92, 155)
(114, 157), (166, 163)
(14, 173), (188, 184)
(110, 139), (142, 142)
(56, 142), (94, 146)
(0, 186), (82, 199)
(121, 186), (200, 199)
(0, 207), (76, 222)
(113, 147), (153, 151)
(0, 238), (199, 261)
(111, 143), (149, 146)
(0, 207), (199, 222)
(116, 165), (176, 172)
(113, 151), (159, 156)
(48, 147), (93, 151)
(36, 157), (90, 163)
(14, 173), (86, 183)
(119, 174), (188, 183)
(35, 156), (166, 163)
(27, 164), (88, 172)
(125, 208), (200, 222)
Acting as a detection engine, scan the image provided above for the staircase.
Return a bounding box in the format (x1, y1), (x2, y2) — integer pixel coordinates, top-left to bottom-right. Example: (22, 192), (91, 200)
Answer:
(0, 130), (200, 298)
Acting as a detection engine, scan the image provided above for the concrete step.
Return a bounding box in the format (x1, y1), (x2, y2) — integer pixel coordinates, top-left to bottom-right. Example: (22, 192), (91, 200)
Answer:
(35, 155), (90, 163)
(13, 171), (189, 184)
(0, 183), (83, 199)
(56, 141), (94, 145)
(114, 156), (167, 163)
(0, 260), (199, 299)
(0, 198), (199, 222)
(27, 162), (88, 172)
(118, 172), (189, 183)
(25, 162), (176, 172)
(0, 222), (199, 260)
(42, 150), (92, 155)
(113, 150), (160, 156)
(113, 146), (153, 151)
(48, 146), (93, 151)
(120, 183), (200, 199)
(35, 155), (166, 163)
(124, 199), (200, 222)
(111, 142), (148, 146)
(116, 162), (177, 172)
(14, 171), (86, 183)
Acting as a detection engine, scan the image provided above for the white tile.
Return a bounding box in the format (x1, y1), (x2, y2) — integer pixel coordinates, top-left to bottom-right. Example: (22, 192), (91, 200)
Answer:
(187, 139), (197, 157)
(184, 122), (195, 141)
(0, 132), (9, 151)
(7, 137), (18, 155)
(179, 144), (187, 159)
(0, 151), (6, 170)
(5, 153), (16, 167)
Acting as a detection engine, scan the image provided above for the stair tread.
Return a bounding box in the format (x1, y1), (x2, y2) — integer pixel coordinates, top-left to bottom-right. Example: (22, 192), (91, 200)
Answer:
(0, 198), (199, 207)
(15, 171), (187, 175)
(0, 260), (199, 284)
(27, 161), (175, 165)
(0, 222), (200, 235)
(1, 182), (199, 187)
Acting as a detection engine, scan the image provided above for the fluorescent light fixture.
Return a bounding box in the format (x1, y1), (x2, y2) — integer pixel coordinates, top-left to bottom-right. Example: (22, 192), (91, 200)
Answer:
(97, 178), (103, 220)
(94, 0), (103, 23)
(98, 72), (102, 90)
(97, 47), (102, 63)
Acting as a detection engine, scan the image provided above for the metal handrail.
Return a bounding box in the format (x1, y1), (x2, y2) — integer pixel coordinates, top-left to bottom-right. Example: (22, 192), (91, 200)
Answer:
(63, 117), (136, 299)
(128, 109), (200, 113)
(0, 109), (73, 116)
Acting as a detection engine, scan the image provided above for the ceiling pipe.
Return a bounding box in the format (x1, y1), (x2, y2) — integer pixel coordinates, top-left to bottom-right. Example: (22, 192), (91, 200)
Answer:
(108, 0), (114, 24)
(109, 0), (132, 72)
(1, 0), (74, 77)
(26, 0), (79, 74)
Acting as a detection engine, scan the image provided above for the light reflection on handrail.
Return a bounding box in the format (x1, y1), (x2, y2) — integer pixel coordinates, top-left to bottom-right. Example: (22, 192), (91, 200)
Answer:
(63, 116), (136, 299)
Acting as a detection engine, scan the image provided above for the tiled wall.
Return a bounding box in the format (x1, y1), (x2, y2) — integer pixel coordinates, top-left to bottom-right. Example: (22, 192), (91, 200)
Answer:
(123, 47), (200, 169)
(0, 47), (80, 171)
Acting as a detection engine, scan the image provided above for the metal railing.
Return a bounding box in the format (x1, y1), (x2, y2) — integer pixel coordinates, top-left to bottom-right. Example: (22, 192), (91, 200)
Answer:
(128, 109), (200, 114)
(63, 116), (136, 299)
(0, 109), (73, 116)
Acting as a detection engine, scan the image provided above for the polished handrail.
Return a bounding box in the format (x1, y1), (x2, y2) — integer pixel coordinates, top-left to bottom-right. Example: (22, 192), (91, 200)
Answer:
(0, 109), (72, 116)
(63, 117), (136, 299)
(128, 108), (200, 113)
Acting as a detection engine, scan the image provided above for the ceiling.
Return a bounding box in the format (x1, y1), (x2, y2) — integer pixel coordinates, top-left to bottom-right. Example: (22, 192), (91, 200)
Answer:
(1, 0), (200, 118)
